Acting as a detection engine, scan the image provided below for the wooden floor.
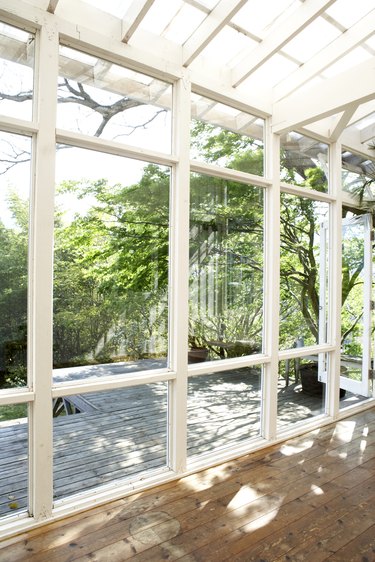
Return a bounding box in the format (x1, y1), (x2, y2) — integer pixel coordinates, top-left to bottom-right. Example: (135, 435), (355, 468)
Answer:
(1, 406), (375, 561)
(0, 369), (367, 519)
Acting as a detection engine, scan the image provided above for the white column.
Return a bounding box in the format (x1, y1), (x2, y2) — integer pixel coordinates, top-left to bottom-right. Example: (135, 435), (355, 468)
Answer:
(262, 123), (280, 440)
(168, 70), (191, 473)
(328, 141), (342, 418)
(29, 21), (58, 520)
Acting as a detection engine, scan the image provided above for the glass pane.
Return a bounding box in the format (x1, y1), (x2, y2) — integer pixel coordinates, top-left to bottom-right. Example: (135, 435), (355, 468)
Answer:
(0, 22), (34, 120)
(57, 46), (172, 152)
(280, 132), (329, 193)
(53, 383), (167, 501)
(189, 174), (264, 362)
(342, 149), (375, 201)
(0, 132), (30, 389)
(187, 367), (262, 459)
(54, 147), (169, 382)
(278, 354), (327, 430)
(280, 194), (329, 351)
(0, 403), (28, 517)
(191, 93), (264, 175)
(340, 212), (373, 402)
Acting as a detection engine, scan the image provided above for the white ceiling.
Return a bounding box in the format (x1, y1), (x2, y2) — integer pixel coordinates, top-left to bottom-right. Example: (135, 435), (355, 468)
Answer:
(5, 0), (375, 155)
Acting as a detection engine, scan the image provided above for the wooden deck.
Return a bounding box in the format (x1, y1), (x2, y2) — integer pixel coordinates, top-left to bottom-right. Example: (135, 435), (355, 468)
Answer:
(1, 406), (375, 561)
(0, 368), (368, 520)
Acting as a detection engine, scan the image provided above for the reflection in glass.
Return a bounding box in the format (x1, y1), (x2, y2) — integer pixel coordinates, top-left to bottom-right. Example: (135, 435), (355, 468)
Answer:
(53, 383), (167, 501)
(189, 174), (264, 362)
(280, 131), (329, 193)
(0, 132), (30, 389)
(280, 194), (329, 350)
(0, 403), (28, 517)
(278, 354), (327, 429)
(54, 147), (169, 380)
(0, 22), (34, 120)
(187, 367), (262, 459)
(57, 46), (172, 152)
(190, 93), (264, 175)
(341, 149), (375, 200)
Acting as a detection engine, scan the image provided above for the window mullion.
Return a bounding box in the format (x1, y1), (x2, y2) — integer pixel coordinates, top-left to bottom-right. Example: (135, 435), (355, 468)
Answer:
(29, 21), (58, 521)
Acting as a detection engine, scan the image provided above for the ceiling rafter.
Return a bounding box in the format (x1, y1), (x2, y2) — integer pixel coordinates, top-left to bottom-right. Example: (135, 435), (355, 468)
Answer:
(231, 0), (336, 88)
(329, 104), (359, 142)
(360, 123), (375, 144)
(182, 0), (247, 67)
(274, 9), (375, 102)
(47, 0), (59, 13)
(272, 56), (375, 134)
(121, 0), (155, 43)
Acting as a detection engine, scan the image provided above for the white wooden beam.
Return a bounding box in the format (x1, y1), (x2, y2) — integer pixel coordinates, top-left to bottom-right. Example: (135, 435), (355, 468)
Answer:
(232, 0), (336, 87)
(329, 104), (359, 142)
(182, 0), (247, 67)
(47, 0), (59, 13)
(272, 56), (375, 134)
(121, 0), (155, 43)
(360, 122), (375, 144)
(274, 8), (375, 101)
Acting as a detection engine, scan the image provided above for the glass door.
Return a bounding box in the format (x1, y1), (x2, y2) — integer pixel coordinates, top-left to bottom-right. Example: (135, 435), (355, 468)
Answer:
(340, 213), (372, 397)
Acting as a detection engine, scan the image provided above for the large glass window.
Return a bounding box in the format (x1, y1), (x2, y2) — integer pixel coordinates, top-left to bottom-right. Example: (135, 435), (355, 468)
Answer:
(0, 132), (30, 389)
(54, 147), (170, 382)
(280, 132), (329, 193)
(0, 22), (34, 121)
(53, 383), (167, 502)
(189, 174), (264, 362)
(280, 194), (329, 351)
(187, 366), (262, 460)
(57, 46), (172, 152)
(0, 403), (28, 518)
(190, 93), (264, 175)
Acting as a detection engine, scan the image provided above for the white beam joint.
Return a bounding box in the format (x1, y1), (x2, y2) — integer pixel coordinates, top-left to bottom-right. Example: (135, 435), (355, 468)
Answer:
(232, 0), (336, 87)
(273, 57), (375, 134)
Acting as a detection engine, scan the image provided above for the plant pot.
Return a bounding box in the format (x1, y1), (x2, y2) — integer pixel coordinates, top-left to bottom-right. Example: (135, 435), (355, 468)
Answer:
(300, 363), (346, 398)
(188, 347), (209, 364)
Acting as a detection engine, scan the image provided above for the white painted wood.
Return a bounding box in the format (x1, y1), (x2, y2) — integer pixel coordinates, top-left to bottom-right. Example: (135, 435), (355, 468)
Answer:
(168, 70), (191, 474)
(0, 391), (34, 405)
(47, 0), (58, 13)
(273, 57), (375, 134)
(29, 21), (58, 522)
(56, 129), (178, 166)
(326, 141), (342, 418)
(360, 122), (375, 144)
(262, 128), (280, 441)
(274, 9), (375, 101)
(0, 116), (38, 136)
(121, 0), (155, 43)
(278, 343), (335, 362)
(329, 105), (359, 142)
(52, 371), (175, 398)
(280, 181), (335, 203)
(182, 0), (247, 66)
(232, 0), (336, 87)
(188, 353), (270, 377)
(191, 159), (271, 187)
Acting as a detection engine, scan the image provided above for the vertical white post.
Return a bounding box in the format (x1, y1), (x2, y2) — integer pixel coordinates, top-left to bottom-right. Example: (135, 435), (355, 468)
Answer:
(168, 70), (191, 473)
(328, 141), (342, 418)
(29, 21), (58, 520)
(262, 123), (280, 441)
